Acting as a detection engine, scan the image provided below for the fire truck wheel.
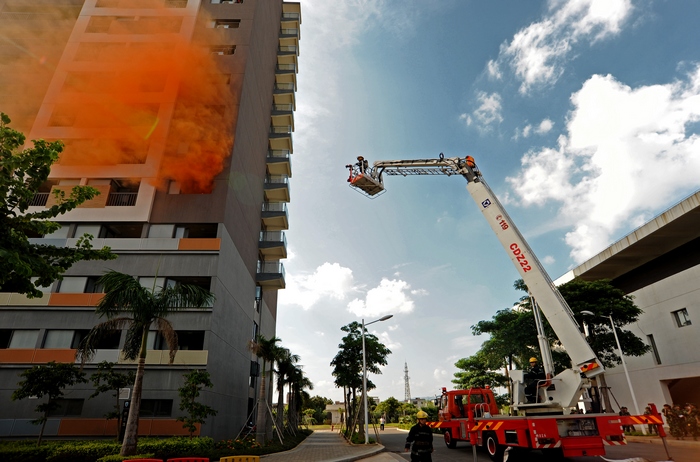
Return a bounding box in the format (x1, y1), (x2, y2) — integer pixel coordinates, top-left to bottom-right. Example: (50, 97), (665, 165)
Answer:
(443, 430), (457, 449)
(484, 432), (505, 462)
(541, 448), (564, 460)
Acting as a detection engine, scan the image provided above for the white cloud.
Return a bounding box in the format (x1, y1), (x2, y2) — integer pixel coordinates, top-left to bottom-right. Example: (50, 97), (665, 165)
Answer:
(282, 262), (356, 310)
(487, 59), (502, 80)
(466, 92), (504, 131)
(347, 278), (417, 317)
(433, 368), (448, 381)
(509, 67), (700, 263)
(541, 255), (556, 265)
(536, 118), (554, 134)
(496, 0), (633, 93)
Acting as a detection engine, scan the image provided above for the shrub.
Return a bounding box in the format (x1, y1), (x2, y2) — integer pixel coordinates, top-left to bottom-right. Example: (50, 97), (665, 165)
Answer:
(96, 454), (156, 462)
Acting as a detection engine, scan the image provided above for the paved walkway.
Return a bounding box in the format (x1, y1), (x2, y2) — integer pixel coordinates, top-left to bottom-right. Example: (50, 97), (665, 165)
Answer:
(254, 430), (699, 462)
(260, 430), (384, 462)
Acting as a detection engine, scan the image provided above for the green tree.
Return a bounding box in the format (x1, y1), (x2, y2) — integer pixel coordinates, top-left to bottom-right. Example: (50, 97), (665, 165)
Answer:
(330, 321), (391, 438)
(287, 364), (313, 431)
(452, 351), (510, 390)
(274, 347), (299, 433)
(374, 396), (401, 423)
(76, 270), (214, 456)
(89, 361), (136, 438)
(302, 395), (333, 425)
(11, 361), (87, 446)
(469, 278), (650, 409)
(177, 370), (218, 438)
(247, 334), (282, 444)
(0, 113), (115, 297)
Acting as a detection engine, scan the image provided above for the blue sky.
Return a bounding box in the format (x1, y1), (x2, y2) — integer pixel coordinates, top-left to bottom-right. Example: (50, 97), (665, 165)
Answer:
(276, 0), (700, 403)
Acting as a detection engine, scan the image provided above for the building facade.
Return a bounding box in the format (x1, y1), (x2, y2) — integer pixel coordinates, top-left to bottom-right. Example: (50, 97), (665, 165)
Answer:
(0, 0), (300, 440)
(563, 191), (700, 412)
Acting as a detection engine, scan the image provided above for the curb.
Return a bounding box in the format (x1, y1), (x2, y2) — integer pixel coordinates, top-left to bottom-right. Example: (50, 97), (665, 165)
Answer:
(626, 435), (700, 447)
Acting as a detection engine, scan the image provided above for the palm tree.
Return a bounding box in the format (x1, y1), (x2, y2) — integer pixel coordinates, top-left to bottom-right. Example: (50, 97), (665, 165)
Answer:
(288, 365), (313, 431)
(274, 348), (299, 434)
(76, 271), (214, 456)
(247, 334), (281, 444)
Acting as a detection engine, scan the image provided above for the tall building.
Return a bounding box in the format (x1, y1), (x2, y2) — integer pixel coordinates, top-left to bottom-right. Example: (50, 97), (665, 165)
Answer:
(0, 0), (300, 440)
(561, 190), (700, 410)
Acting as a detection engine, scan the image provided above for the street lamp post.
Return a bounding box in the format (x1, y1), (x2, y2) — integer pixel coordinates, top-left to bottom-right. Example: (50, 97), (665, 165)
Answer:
(362, 314), (393, 444)
(581, 311), (645, 434)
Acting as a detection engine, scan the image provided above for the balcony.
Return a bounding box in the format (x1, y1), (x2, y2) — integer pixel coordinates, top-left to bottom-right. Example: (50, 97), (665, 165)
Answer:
(271, 103), (294, 131)
(261, 202), (289, 231)
(278, 44), (298, 56)
(29, 193), (49, 207)
(264, 174), (290, 202)
(267, 150), (291, 177)
(106, 192), (137, 206)
(256, 261), (285, 289)
(276, 63), (297, 74)
(259, 231), (287, 259)
(269, 125), (293, 153)
(273, 86), (296, 110)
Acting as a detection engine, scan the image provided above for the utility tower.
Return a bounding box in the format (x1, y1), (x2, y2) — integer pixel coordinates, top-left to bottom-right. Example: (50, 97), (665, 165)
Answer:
(404, 362), (411, 402)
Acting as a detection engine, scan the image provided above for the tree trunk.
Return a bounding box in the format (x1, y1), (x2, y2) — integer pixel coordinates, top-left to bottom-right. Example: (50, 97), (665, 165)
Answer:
(276, 379), (285, 435)
(597, 374), (613, 413)
(120, 329), (148, 456)
(37, 411), (48, 446)
(255, 360), (267, 444)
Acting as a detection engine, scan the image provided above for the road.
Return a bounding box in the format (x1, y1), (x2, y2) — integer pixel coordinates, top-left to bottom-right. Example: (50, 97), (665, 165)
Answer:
(372, 427), (695, 462)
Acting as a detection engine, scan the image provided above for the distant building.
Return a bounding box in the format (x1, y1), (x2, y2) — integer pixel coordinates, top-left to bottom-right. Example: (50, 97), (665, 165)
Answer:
(0, 0), (300, 440)
(562, 190), (700, 410)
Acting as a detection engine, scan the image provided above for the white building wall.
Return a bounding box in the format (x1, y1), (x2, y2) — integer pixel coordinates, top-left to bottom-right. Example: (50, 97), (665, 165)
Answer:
(602, 265), (700, 411)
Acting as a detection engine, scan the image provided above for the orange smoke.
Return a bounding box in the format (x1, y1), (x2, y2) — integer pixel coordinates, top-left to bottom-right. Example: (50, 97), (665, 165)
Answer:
(0, 2), (235, 194)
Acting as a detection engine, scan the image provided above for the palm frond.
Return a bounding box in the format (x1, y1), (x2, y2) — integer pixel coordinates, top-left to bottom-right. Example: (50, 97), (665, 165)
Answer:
(155, 284), (215, 316)
(97, 271), (152, 318)
(155, 317), (178, 364)
(76, 317), (132, 365)
(123, 325), (146, 361)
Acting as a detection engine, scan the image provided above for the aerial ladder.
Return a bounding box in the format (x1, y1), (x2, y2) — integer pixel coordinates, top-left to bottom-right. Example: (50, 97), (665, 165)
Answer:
(346, 155), (604, 413)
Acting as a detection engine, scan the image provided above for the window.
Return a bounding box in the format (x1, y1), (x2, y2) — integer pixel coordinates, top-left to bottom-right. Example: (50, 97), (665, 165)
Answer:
(177, 331), (205, 350)
(43, 330), (89, 349)
(174, 223), (218, 238)
(210, 45), (236, 55)
(213, 19), (241, 28)
(212, 0), (243, 4)
(252, 322), (259, 341)
(139, 399), (173, 417)
(647, 334), (661, 365)
(672, 308), (692, 327)
(48, 399), (84, 417)
(249, 360), (259, 388)
(8, 330), (40, 349)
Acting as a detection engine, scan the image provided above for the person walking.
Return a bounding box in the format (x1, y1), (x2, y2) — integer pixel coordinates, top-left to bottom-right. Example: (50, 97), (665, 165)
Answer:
(644, 406), (658, 435)
(380, 415), (385, 431)
(405, 411), (433, 462)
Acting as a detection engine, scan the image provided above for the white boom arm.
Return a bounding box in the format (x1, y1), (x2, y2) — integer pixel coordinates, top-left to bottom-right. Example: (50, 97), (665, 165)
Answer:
(346, 155), (604, 380)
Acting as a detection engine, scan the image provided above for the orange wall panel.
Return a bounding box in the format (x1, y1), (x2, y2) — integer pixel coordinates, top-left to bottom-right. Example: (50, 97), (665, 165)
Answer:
(49, 293), (95, 306)
(178, 238), (221, 251)
(0, 349), (35, 363)
(58, 418), (108, 436)
(150, 419), (199, 436)
(32, 349), (77, 363)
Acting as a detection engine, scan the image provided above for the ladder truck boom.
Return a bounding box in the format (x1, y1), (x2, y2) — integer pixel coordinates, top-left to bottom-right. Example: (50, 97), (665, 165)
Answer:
(346, 154), (604, 411)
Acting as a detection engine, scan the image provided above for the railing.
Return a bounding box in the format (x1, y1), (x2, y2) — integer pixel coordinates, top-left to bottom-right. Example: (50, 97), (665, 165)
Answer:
(262, 202), (288, 213)
(280, 28), (298, 36)
(272, 103), (293, 112)
(259, 231), (287, 247)
(276, 63), (296, 72)
(29, 193), (49, 207)
(269, 125), (292, 134)
(282, 12), (300, 20)
(275, 82), (295, 91)
(278, 45), (297, 54)
(106, 192), (137, 206)
(257, 261), (285, 278)
(264, 175), (289, 185)
(267, 149), (290, 160)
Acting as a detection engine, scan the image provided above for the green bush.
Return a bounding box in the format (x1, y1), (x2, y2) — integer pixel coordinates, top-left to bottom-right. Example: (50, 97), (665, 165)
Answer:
(96, 453), (156, 462)
(46, 441), (120, 462)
